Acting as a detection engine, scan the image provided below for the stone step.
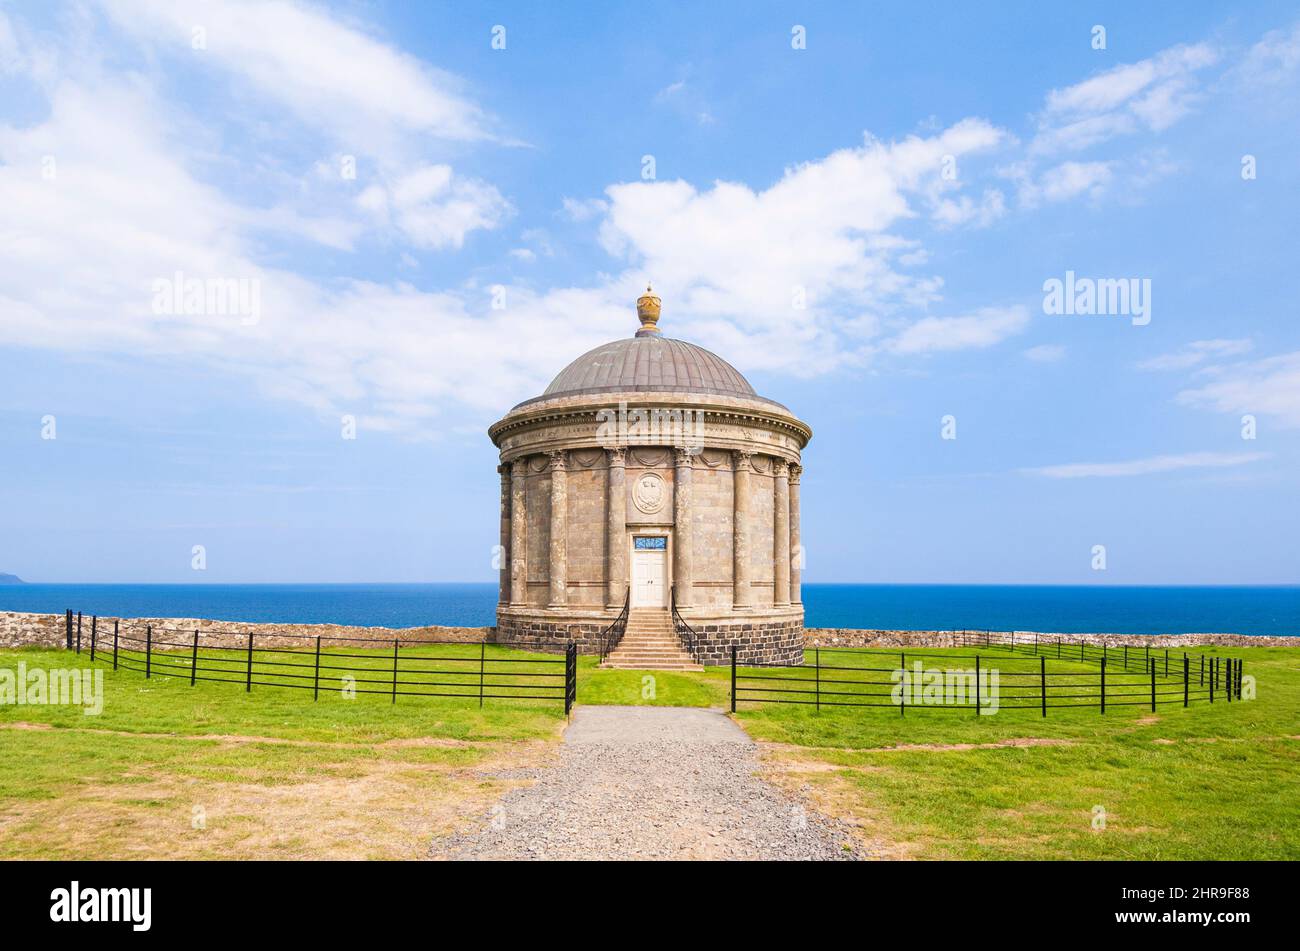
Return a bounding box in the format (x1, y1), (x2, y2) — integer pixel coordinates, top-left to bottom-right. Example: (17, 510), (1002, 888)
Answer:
(599, 662), (704, 671)
(610, 648), (692, 656)
(607, 650), (696, 660)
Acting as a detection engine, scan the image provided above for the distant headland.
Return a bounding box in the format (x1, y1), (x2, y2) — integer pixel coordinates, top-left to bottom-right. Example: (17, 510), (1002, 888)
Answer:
(0, 574), (25, 585)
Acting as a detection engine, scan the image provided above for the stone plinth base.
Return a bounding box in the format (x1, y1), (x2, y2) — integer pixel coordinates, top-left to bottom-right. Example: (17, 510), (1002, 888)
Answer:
(495, 605), (804, 665)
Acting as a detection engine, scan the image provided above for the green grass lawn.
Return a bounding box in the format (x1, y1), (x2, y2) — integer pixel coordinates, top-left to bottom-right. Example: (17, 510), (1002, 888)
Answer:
(0, 643), (567, 859)
(734, 645), (1300, 860)
(2, 641), (1296, 860)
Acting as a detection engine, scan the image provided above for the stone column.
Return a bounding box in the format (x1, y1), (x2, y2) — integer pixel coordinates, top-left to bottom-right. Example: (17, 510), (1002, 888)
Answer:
(606, 448), (626, 607)
(547, 450), (567, 608)
(773, 459), (790, 606)
(673, 447), (694, 608)
(732, 450), (754, 608)
(497, 464), (511, 605)
(509, 459), (528, 605)
(789, 464), (802, 605)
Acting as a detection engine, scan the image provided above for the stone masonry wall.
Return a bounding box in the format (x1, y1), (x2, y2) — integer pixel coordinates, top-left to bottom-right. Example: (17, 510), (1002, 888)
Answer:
(804, 628), (1297, 649)
(0, 612), (493, 651)
(4, 612), (1291, 657)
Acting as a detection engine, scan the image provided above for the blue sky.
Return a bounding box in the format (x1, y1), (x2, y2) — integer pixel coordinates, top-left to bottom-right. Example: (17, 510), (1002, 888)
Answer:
(1, 0), (1298, 585)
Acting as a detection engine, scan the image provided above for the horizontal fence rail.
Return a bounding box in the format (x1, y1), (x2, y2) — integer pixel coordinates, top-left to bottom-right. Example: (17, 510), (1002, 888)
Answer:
(730, 641), (1244, 717)
(65, 610), (577, 713)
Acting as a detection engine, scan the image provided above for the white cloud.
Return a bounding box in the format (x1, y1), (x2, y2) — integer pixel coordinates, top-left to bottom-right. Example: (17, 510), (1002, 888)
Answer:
(1023, 344), (1065, 363)
(1138, 338), (1254, 371)
(100, 0), (493, 152)
(887, 306), (1030, 355)
(0, 15), (563, 436)
(1236, 22), (1300, 86)
(654, 76), (716, 126)
(1024, 451), (1269, 479)
(356, 164), (511, 250)
(595, 118), (1008, 372)
(0, 11), (22, 74)
(1036, 160), (1113, 203)
(561, 197), (608, 222)
(1035, 44), (1219, 155)
(1176, 351), (1300, 428)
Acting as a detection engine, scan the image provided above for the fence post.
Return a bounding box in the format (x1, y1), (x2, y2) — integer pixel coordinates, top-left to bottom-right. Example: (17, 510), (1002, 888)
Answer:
(313, 636), (321, 701)
(1124, 645), (1128, 670)
(392, 638), (399, 705)
(1225, 657), (1232, 704)
(1183, 655), (1188, 707)
(145, 625), (152, 678)
(1237, 659), (1243, 700)
(1164, 648), (1168, 677)
(1040, 655), (1046, 717)
(190, 630), (198, 686)
(814, 647), (820, 713)
(65, 610), (72, 650)
(730, 645), (737, 713)
(1149, 658), (1155, 712)
(900, 651), (905, 717)
(975, 654), (981, 717)
(562, 643), (573, 715)
(1209, 658), (1215, 703)
(1034, 632), (1038, 653)
(1100, 657), (1105, 714)
(1080, 639), (1084, 662)
(245, 633), (253, 692)
(77, 614), (83, 654)
(1200, 655), (1204, 687)
(1057, 638), (1061, 660)
(112, 620), (119, 671)
(90, 615), (97, 662)
(479, 641), (485, 709)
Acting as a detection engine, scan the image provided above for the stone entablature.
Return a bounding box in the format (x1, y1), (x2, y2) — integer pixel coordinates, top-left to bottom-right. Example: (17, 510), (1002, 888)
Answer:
(488, 392), (809, 465)
(488, 291), (812, 660)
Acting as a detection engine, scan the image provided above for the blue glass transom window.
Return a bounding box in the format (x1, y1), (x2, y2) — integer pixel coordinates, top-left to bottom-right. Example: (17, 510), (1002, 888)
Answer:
(634, 536), (667, 550)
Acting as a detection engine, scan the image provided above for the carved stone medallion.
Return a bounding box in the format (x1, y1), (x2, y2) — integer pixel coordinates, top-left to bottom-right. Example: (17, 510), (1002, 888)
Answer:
(632, 471), (667, 515)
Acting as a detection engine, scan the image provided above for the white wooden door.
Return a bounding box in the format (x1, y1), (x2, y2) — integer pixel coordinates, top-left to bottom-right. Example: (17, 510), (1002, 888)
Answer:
(632, 548), (667, 607)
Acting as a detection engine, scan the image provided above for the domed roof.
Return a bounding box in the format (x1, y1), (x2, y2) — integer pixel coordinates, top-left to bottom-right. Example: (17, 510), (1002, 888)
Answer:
(540, 335), (758, 401)
(510, 286), (789, 412)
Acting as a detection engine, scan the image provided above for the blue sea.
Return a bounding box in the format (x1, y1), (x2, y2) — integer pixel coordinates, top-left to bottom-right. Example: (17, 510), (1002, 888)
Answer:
(0, 583), (1297, 636)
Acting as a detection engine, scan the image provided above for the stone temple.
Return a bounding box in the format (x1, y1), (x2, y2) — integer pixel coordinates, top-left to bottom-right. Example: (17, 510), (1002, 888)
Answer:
(488, 288), (811, 666)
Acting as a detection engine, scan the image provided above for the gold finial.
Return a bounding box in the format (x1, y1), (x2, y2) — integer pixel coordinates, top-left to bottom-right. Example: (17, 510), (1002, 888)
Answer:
(635, 284), (662, 337)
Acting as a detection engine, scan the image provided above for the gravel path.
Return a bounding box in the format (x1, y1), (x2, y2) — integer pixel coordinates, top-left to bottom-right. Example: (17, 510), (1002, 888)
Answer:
(430, 706), (863, 861)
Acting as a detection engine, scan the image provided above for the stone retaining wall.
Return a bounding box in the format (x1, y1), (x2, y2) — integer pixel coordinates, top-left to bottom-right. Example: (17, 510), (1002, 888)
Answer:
(804, 628), (1297, 649)
(0, 611), (492, 651)
(2, 612), (1293, 655)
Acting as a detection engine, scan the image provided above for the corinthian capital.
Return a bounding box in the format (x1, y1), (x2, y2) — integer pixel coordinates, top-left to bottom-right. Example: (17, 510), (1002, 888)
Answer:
(733, 449), (754, 471)
(788, 463), (802, 485)
(547, 450), (567, 471)
(607, 447), (625, 466)
(773, 458), (790, 477)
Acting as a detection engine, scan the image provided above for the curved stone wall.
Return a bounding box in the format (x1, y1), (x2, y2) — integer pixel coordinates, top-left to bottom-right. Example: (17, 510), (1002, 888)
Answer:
(489, 390), (809, 655)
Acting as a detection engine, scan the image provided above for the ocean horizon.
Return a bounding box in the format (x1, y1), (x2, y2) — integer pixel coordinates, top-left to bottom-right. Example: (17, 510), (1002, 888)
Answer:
(1, 583), (1296, 637)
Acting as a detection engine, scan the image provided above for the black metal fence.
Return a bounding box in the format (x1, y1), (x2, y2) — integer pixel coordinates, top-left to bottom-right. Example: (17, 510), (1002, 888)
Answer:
(65, 610), (577, 713)
(730, 642), (1244, 716)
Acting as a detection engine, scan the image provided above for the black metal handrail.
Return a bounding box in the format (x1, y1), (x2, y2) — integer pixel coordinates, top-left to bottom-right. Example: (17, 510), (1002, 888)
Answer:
(598, 588), (630, 664)
(670, 585), (700, 663)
